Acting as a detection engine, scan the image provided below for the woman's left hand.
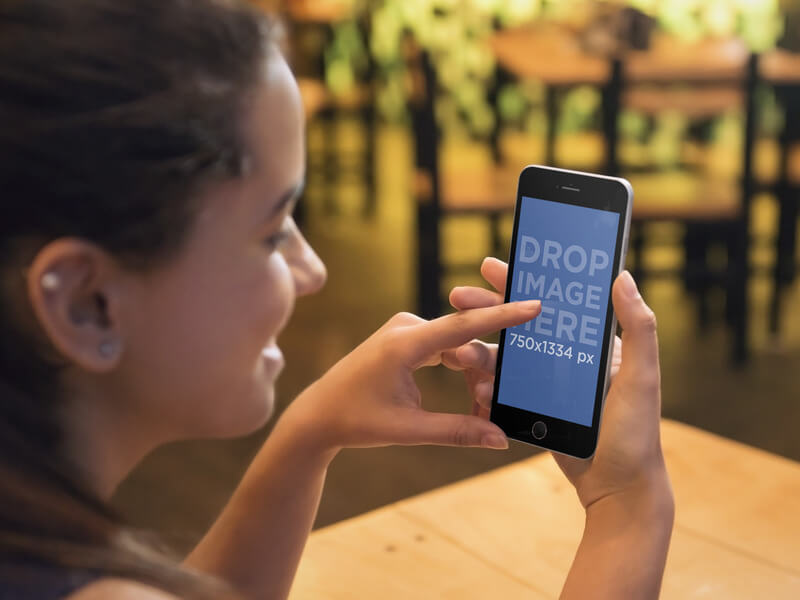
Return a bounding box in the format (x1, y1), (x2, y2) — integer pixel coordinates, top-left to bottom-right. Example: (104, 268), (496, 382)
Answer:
(449, 257), (623, 418)
(283, 300), (542, 457)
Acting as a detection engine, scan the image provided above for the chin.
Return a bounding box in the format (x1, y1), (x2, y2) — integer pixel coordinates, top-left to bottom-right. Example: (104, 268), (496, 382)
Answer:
(205, 385), (276, 439)
(253, 386), (277, 428)
(242, 385), (277, 433)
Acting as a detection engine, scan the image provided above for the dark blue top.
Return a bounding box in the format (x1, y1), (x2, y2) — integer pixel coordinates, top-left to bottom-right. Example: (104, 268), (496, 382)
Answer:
(0, 560), (98, 599)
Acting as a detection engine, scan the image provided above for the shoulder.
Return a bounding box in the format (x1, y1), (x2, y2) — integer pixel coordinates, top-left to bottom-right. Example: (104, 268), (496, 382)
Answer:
(65, 578), (180, 600)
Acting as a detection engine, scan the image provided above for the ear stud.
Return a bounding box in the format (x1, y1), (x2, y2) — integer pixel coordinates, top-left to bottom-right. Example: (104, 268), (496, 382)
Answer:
(40, 272), (61, 291)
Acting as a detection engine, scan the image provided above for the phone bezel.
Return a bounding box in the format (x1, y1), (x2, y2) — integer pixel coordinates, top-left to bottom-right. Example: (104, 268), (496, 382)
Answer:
(490, 165), (632, 459)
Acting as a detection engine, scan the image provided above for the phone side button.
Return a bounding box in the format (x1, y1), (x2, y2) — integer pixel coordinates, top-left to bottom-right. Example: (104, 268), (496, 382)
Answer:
(532, 421), (547, 440)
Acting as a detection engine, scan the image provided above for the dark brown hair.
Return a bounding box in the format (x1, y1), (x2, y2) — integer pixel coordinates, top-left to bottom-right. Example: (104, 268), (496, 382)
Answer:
(0, 0), (274, 595)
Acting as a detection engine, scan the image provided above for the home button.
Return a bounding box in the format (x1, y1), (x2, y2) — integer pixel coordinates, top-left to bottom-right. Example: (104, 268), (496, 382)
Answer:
(532, 421), (547, 440)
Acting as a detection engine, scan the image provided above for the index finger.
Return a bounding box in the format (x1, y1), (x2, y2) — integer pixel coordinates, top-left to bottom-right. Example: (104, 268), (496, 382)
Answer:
(405, 300), (541, 366)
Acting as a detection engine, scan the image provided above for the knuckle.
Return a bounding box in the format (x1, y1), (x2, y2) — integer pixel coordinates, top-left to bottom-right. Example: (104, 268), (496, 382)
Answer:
(465, 338), (483, 352)
(638, 307), (658, 333)
(471, 340), (492, 368)
(451, 420), (476, 447)
(477, 381), (494, 408)
(390, 311), (424, 327)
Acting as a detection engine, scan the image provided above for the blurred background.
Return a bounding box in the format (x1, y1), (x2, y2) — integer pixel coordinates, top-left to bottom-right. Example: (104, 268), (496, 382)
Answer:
(114, 0), (800, 553)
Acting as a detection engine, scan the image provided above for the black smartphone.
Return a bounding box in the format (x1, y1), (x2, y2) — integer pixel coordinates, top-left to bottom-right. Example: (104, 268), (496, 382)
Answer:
(491, 165), (632, 458)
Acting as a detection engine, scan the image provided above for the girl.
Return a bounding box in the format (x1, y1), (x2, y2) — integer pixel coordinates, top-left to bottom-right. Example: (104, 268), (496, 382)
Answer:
(0, 1), (673, 598)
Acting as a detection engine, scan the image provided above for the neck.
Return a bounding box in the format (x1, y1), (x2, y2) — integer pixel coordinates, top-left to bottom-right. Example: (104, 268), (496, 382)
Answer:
(60, 383), (163, 499)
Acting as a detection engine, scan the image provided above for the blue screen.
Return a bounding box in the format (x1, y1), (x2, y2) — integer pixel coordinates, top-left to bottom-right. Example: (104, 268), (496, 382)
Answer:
(496, 196), (620, 426)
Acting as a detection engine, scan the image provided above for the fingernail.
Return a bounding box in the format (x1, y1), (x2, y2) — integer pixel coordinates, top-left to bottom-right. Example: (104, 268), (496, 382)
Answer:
(481, 433), (509, 450)
(518, 300), (541, 312)
(620, 270), (640, 299)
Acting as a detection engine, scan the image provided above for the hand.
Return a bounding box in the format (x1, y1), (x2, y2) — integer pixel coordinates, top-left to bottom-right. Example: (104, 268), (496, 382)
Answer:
(285, 300), (542, 457)
(450, 257), (667, 510)
(449, 259), (622, 422)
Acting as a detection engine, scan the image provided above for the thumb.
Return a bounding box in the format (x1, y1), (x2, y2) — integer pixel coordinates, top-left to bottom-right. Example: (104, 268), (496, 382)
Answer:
(612, 271), (660, 388)
(408, 412), (509, 450)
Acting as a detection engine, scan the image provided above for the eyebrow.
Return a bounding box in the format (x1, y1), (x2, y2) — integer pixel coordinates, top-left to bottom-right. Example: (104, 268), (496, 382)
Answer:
(266, 180), (305, 221)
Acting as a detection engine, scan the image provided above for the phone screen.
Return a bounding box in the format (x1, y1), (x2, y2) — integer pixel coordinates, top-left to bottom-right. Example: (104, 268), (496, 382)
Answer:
(496, 195), (621, 427)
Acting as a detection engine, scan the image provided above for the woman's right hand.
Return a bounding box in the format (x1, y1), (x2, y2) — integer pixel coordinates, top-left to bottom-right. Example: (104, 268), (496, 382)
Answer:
(450, 257), (671, 511)
(280, 298), (542, 458)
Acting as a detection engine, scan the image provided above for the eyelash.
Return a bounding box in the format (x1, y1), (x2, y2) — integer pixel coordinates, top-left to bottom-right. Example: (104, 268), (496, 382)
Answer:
(263, 227), (291, 252)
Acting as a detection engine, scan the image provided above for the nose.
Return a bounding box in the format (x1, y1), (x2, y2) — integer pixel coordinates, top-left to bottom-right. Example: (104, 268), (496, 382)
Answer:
(283, 219), (327, 297)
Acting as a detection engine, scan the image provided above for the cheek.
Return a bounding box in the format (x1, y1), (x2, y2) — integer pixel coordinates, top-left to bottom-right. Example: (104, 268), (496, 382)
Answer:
(122, 253), (296, 438)
(185, 252), (295, 356)
(252, 252), (296, 343)
(182, 253), (294, 356)
(200, 251), (295, 377)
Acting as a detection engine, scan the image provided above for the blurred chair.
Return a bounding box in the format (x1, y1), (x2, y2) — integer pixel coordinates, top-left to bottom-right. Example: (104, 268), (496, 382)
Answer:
(603, 35), (758, 362)
(405, 38), (519, 319)
(489, 23), (610, 167)
(760, 49), (800, 336)
(285, 0), (378, 219)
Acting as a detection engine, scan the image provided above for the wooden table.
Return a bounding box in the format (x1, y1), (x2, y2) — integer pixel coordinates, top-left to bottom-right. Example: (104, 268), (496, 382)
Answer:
(488, 25), (609, 86)
(290, 419), (800, 598)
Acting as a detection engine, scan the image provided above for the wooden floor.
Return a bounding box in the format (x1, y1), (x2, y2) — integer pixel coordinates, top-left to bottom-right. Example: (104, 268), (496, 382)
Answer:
(112, 124), (800, 556)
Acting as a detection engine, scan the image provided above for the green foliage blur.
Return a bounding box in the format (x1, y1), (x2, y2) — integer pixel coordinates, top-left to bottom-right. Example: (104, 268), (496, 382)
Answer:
(320, 0), (783, 153)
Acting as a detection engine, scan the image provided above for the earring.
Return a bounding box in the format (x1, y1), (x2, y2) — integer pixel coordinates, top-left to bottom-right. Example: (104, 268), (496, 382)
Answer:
(98, 340), (117, 359)
(40, 272), (61, 291)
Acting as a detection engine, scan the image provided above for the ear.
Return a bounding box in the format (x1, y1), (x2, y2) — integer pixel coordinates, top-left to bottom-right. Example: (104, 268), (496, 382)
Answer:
(25, 238), (129, 373)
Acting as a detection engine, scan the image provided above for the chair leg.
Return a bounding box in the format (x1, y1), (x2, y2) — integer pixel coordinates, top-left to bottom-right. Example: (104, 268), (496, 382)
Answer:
(771, 86), (800, 333)
(683, 224), (702, 293)
(545, 87), (558, 166)
(769, 178), (798, 335)
(732, 280), (748, 364)
(629, 224), (645, 285)
(730, 53), (757, 365)
(726, 220), (748, 364)
(684, 223), (711, 330)
(489, 212), (502, 258)
(417, 203), (442, 320)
